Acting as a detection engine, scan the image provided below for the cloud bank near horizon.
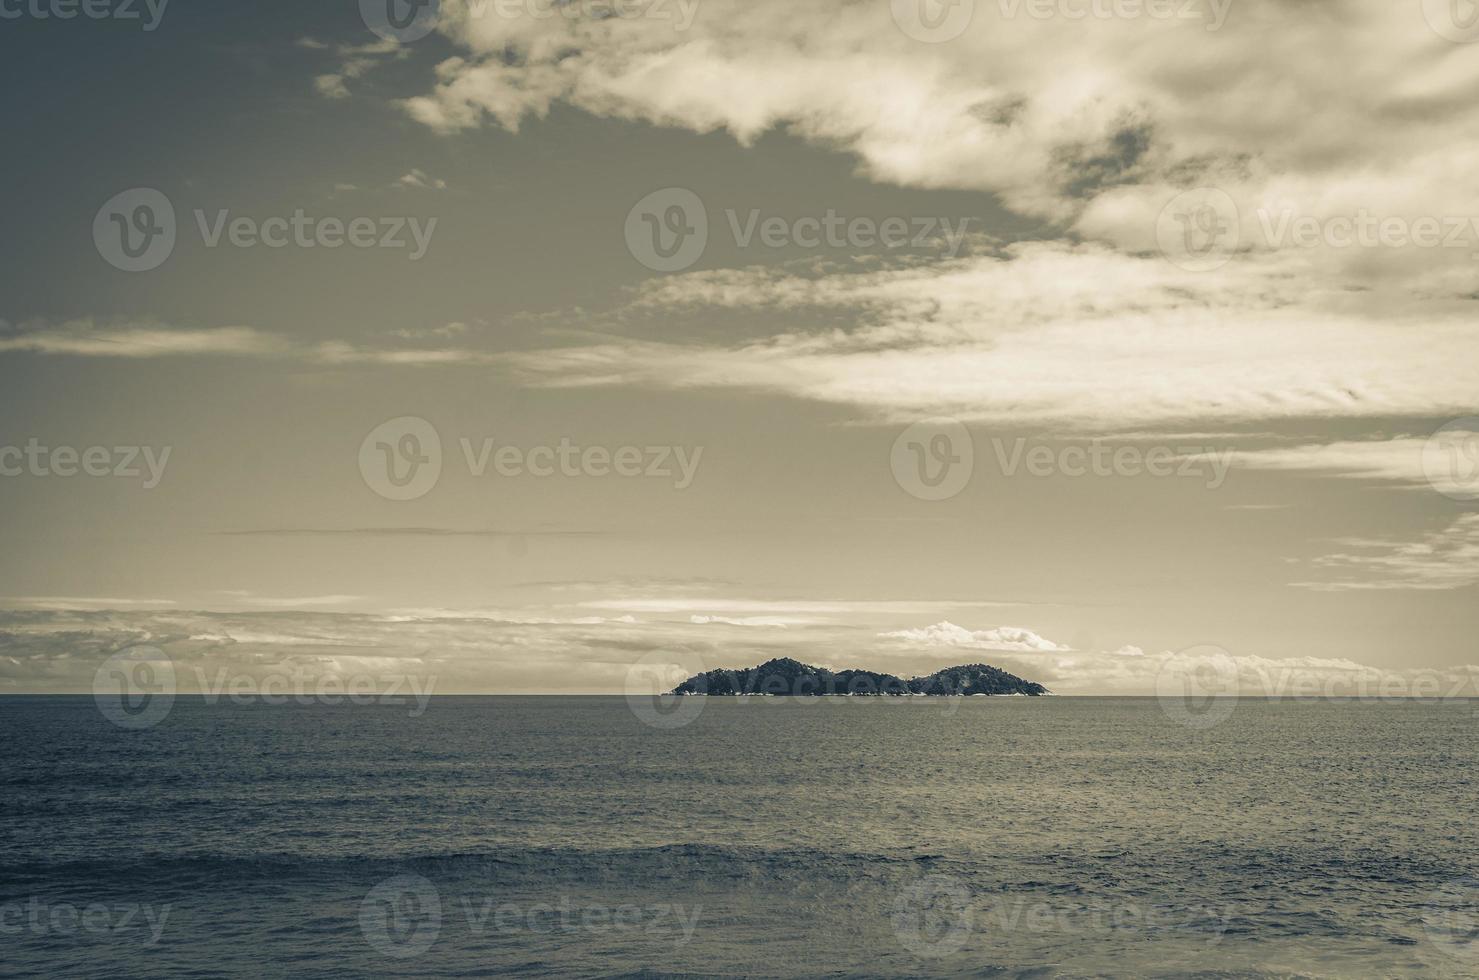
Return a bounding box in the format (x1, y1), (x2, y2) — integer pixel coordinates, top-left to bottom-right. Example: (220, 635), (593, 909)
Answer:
(4, 605), (1475, 699)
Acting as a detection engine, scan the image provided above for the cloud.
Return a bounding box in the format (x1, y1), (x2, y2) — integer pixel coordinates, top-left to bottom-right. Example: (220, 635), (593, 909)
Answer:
(579, 597), (1029, 615)
(352, 1), (1479, 434)
(216, 594), (368, 609)
(880, 620), (1070, 652)
(306, 37), (408, 100)
(0, 319), (503, 366)
(391, 321), (472, 340)
(396, 0), (1479, 284)
(690, 615), (796, 627)
(1223, 426), (1479, 495)
(1, 606), (1474, 697)
(397, 168), (448, 190)
(0, 321), (286, 358)
(0, 597), (177, 611)
(1291, 514), (1479, 591)
(216, 527), (599, 537)
(502, 245), (1479, 429)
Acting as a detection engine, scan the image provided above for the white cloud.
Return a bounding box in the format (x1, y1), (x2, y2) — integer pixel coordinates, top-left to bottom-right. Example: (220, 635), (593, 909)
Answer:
(314, 74), (351, 100)
(397, 0), (1479, 287)
(1291, 514), (1479, 592)
(579, 597), (1022, 615)
(503, 245), (1479, 429)
(397, 168), (448, 190)
(690, 615), (794, 627)
(0, 321), (286, 358)
(1, 606), (1474, 698)
(1223, 427), (1479, 498)
(0, 319), (501, 366)
(880, 620), (1070, 652)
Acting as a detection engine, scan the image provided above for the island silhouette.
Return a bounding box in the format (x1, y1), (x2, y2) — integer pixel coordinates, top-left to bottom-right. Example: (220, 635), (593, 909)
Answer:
(671, 657), (1049, 697)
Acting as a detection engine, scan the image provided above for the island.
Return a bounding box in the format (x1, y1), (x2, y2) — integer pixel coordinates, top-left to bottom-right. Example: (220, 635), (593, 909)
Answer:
(670, 657), (1049, 697)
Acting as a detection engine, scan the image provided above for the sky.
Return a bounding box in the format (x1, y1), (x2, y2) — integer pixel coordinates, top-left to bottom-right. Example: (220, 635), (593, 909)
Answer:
(0, 0), (1476, 696)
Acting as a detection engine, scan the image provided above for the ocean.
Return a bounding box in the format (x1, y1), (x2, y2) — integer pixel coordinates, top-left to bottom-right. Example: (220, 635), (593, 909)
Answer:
(2, 695), (1476, 978)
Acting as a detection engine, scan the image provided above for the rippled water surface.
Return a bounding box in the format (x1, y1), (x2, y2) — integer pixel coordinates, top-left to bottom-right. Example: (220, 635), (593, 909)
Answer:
(2, 696), (1476, 978)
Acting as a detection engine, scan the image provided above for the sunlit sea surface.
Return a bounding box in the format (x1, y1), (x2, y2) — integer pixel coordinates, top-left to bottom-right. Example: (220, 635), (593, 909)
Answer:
(3, 696), (1477, 978)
